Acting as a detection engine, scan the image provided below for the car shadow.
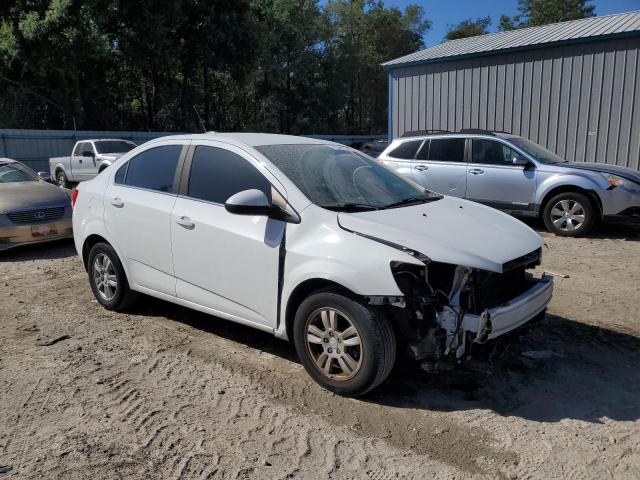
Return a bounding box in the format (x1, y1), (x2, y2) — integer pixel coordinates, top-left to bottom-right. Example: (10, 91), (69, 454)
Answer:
(0, 239), (76, 262)
(129, 295), (640, 424)
(517, 216), (640, 241)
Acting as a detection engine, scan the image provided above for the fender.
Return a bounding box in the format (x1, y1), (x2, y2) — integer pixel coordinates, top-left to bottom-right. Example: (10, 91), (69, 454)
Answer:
(534, 172), (604, 210)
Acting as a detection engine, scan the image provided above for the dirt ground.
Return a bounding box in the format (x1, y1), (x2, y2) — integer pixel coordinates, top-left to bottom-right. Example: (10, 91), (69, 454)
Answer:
(1, 220), (639, 480)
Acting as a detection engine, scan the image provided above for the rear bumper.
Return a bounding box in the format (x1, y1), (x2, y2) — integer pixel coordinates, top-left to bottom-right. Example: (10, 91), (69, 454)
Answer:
(0, 218), (73, 251)
(462, 274), (554, 340)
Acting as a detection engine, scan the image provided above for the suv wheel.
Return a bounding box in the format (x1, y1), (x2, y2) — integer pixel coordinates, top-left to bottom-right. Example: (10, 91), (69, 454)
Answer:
(88, 242), (137, 311)
(56, 170), (69, 189)
(543, 192), (596, 236)
(293, 291), (396, 396)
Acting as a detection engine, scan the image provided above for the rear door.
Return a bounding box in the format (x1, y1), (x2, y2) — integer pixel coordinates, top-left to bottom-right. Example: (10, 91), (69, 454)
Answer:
(170, 141), (284, 328)
(411, 137), (467, 198)
(465, 138), (536, 212)
(104, 141), (188, 296)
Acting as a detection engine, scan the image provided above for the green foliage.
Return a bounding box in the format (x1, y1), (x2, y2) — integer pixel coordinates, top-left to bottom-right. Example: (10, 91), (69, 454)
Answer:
(0, 0), (429, 134)
(500, 0), (595, 31)
(445, 16), (491, 41)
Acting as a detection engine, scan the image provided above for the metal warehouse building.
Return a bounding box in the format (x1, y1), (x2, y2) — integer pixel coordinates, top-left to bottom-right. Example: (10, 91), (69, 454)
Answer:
(383, 11), (640, 170)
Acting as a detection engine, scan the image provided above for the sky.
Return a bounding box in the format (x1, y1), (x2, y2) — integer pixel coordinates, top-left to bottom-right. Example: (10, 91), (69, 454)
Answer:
(370, 0), (640, 46)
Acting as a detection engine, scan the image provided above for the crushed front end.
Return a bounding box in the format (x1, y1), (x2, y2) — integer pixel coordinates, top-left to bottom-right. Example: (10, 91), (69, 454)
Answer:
(381, 248), (553, 368)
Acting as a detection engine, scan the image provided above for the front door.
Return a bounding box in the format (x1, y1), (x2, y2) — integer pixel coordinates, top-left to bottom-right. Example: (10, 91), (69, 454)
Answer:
(411, 137), (468, 198)
(104, 142), (187, 295)
(72, 142), (94, 181)
(465, 138), (537, 212)
(171, 142), (284, 329)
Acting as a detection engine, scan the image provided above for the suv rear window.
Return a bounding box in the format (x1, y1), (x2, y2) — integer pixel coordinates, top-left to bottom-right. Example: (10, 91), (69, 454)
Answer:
(418, 138), (466, 162)
(388, 140), (422, 159)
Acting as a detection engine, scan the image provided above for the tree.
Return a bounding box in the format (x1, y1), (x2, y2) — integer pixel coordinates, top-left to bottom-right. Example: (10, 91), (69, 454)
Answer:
(499, 0), (595, 31)
(445, 16), (491, 41)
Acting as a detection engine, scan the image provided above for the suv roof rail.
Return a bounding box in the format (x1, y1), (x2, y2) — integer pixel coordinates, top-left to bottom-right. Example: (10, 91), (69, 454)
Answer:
(458, 129), (496, 136)
(400, 129), (450, 138)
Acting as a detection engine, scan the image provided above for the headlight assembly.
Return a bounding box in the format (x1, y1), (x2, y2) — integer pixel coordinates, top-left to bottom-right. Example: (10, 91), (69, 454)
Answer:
(601, 172), (639, 190)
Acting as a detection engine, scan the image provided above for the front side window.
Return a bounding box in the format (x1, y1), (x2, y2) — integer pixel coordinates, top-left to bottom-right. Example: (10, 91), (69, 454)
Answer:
(419, 138), (466, 162)
(472, 139), (519, 166)
(0, 162), (39, 183)
(256, 144), (441, 211)
(123, 145), (182, 192)
(95, 140), (137, 154)
(187, 146), (271, 204)
(73, 143), (83, 156)
(388, 140), (422, 160)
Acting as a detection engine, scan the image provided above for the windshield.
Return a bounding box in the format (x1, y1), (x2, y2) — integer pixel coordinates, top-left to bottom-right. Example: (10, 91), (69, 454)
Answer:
(508, 137), (567, 164)
(255, 144), (441, 211)
(0, 162), (39, 183)
(94, 140), (136, 154)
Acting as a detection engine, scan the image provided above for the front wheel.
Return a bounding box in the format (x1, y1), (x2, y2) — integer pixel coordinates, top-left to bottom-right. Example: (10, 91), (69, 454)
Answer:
(56, 170), (70, 189)
(543, 192), (596, 236)
(293, 291), (396, 396)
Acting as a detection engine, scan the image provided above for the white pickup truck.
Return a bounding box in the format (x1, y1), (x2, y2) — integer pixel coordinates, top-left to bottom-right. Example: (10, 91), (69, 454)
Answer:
(49, 139), (137, 188)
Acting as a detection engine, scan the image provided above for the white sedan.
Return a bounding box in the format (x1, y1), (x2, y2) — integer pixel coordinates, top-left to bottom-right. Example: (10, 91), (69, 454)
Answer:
(72, 133), (552, 396)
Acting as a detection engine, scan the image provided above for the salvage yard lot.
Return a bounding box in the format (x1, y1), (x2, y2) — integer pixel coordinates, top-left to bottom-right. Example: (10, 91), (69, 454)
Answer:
(1, 221), (639, 479)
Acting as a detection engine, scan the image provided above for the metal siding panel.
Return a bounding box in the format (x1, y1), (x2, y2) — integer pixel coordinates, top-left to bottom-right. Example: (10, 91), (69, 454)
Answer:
(426, 72), (434, 129)
(433, 70), (441, 129)
(392, 73), (399, 138)
(556, 54), (573, 158)
(440, 69), (449, 128)
(595, 49), (615, 163)
(576, 51), (595, 162)
(419, 73), (427, 130)
(521, 60), (533, 138)
(479, 65), (489, 129)
(503, 60), (515, 133)
(412, 74), (420, 131)
(618, 45), (638, 168)
(579, 51), (605, 162)
(566, 53), (583, 162)
(448, 69), (457, 131)
(607, 48), (627, 165)
(463, 67), (473, 129)
(456, 68), (464, 131)
(495, 63), (506, 131)
(548, 55), (563, 152)
(512, 60), (524, 135)
(472, 65), (481, 128)
(627, 45), (640, 170)
(487, 64), (497, 130)
(538, 56), (553, 147)
(398, 74), (405, 136)
(529, 56), (544, 143)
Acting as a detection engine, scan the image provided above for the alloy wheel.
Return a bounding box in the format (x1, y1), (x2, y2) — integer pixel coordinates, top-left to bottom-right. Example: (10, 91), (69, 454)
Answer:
(92, 253), (118, 301)
(305, 307), (363, 380)
(550, 199), (586, 232)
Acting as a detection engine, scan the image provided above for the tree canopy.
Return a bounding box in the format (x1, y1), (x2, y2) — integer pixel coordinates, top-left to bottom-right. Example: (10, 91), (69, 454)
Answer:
(0, 0), (429, 134)
(444, 16), (491, 41)
(500, 0), (595, 31)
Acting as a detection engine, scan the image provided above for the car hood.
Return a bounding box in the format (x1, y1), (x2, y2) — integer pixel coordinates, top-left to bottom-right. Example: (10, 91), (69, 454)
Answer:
(0, 181), (70, 213)
(559, 162), (640, 184)
(337, 197), (544, 273)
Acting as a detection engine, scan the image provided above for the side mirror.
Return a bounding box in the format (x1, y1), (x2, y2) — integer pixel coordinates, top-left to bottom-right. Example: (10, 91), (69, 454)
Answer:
(512, 156), (530, 166)
(225, 189), (300, 223)
(37, 171), (52, 182)
(82, 150), (95, 158)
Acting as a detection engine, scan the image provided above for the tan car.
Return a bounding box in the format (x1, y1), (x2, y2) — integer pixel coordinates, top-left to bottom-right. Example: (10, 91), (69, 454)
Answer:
(0, 158), (73, 251)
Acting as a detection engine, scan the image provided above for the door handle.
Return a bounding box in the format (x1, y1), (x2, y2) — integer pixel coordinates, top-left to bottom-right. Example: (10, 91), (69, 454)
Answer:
(79, 159), (82, 163)
(469, 168), (485, 175)
(110, 197), (124, 208)
(175, 216), (195, 230)
(415, 165), (429, 171)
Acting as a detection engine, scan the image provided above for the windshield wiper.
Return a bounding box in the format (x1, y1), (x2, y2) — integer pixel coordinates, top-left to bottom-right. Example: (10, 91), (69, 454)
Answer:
(382, 195), (439, 209)
(322, 203), (380, 212)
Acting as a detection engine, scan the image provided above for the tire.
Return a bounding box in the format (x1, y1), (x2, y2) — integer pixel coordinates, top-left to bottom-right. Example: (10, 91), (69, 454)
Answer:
(293, 290), (396, 397)
(87, 242), (137, 311)
(543, 192), (596, 237)
(56, 170), (70, 189)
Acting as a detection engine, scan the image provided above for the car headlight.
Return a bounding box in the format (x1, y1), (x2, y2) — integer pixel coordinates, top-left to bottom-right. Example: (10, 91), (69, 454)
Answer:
(600, 173), (637, 189)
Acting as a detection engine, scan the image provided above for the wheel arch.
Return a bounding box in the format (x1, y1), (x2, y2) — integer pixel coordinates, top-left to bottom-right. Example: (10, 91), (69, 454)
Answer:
(82, 234), (111, 271)
(539, 185), (603, 220)
(283, 278), (360, 343)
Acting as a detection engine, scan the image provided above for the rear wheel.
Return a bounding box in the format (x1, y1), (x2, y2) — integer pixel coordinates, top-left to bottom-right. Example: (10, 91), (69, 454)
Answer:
(543, 192), (596, 236)
(56, 170), (70, 189)
(87, 242), (137, 311)
(293, 291), (396, 396)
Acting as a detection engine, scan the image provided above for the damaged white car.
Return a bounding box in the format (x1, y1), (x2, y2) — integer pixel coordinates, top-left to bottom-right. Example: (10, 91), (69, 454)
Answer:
(72, 133), (553, 396)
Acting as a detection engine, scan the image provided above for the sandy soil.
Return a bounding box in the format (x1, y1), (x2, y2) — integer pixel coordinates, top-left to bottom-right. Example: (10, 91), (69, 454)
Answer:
(1, 220), (639, 479)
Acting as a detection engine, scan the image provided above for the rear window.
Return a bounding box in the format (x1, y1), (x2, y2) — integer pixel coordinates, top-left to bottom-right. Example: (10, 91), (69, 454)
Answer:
(122, 145), (182, 193)
(421, 138), (466, 163)
(388, 140), (422, 160)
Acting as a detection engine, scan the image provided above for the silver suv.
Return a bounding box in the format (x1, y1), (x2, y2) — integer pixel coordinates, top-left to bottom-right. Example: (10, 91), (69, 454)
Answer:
(379, 130), (640, 236)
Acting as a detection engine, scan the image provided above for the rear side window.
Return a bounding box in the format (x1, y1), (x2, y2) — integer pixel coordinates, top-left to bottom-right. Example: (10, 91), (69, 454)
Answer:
(472, 139), (519, 165)
(187, 146), (271, 204)
(388, 140), (422, 159)
(422, 138), (466, 162)
(114, 163), (127, 184)
(123, 145), (182, 192)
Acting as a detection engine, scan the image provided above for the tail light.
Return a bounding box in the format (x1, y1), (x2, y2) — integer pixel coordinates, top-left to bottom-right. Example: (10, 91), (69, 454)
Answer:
(71, 189), (79, 209)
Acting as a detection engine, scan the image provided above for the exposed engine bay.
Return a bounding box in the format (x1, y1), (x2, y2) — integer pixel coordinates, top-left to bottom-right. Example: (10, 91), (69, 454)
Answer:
(372, 248), (545, 368)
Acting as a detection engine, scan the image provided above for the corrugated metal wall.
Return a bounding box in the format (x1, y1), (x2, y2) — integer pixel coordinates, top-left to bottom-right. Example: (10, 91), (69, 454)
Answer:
(0, 129), (385, 173)
(390, 36), (640, 170)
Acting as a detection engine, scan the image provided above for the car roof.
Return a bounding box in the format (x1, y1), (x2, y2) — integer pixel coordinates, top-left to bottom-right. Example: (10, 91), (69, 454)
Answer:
(148, 132), (337, 148)
(392, 131), (522, 143)
(79, 139), (136, 143)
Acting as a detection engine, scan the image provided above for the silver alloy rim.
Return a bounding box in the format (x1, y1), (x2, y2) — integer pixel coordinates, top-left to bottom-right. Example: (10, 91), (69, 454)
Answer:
(58, 175), (65, 187)
(550, 199), (586, 232)
(92, 253), (118, 301)
(305, 308), (363, 381)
